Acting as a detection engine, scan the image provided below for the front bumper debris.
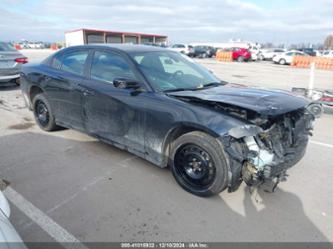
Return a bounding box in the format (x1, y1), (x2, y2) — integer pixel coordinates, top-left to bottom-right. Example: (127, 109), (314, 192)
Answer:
(222, 108), (314, 192)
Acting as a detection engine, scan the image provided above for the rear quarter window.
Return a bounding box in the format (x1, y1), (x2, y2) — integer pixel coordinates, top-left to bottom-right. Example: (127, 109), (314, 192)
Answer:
(51, 55), (62, 69)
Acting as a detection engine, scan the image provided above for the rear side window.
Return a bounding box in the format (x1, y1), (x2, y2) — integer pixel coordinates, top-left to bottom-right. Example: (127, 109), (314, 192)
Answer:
(172, 44), (185, 48)
(0, 42), (16, 51)
(90, 51), (135, 83)
(61, 51), (89, 76)
(51, 55), (62, 69)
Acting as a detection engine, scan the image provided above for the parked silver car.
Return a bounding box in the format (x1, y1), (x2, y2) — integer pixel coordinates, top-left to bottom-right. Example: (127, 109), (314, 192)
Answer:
(0, 42), (27, 85)
(0, 190), (26, 247)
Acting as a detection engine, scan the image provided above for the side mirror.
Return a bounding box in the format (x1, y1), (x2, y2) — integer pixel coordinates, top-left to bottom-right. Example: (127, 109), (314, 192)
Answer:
(113, 78), (141, 90)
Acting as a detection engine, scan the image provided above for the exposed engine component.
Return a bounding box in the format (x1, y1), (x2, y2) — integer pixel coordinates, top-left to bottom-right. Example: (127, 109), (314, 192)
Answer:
(244, 136), (274, 170)
(242, 136), (274, 186)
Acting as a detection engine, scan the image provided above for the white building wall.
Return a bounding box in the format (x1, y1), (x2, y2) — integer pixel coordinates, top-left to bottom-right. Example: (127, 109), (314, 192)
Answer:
(65, 30), (85, 47)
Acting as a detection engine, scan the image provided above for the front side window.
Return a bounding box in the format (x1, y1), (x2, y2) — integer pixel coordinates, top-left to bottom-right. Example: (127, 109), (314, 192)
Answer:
(90, 51), (135, 83)
(130, 51), (220, 92)
(61, 51), (89, 76)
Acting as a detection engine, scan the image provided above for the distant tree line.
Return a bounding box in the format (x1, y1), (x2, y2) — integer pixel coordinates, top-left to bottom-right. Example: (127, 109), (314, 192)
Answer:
(324, 35), (333, 50)
(260, 34), (333, 50)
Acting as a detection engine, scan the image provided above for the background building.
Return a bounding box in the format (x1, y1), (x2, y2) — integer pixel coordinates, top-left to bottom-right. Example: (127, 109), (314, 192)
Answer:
(65, 28), (168, 47)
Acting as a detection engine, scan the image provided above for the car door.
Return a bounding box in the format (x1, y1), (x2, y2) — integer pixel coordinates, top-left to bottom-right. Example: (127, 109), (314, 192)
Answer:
(44, 49), (90, 131)
(80, 49), (147, 154)
(284, 52), (293, 63)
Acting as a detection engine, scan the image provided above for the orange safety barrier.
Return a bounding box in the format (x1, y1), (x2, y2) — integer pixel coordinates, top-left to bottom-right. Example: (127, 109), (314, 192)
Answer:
(292, 56), (333, 71)
(50, 43), (59, 50)
(216, 51), (233, 62)
(14, 44), (22, 50)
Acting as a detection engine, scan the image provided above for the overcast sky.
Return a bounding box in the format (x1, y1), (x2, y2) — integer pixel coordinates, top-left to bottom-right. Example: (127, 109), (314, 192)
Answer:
(0, 0), (332, 44)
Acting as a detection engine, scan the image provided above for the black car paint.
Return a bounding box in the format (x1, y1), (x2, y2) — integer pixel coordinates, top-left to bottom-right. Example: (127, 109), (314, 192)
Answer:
(20, 44), (311, 192)
(167, 85), (309, 116)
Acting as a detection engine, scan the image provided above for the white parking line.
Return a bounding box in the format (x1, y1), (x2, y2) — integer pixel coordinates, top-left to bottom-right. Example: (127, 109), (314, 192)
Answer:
(4, 186), (88, 249)
(310, 140), (333, 149)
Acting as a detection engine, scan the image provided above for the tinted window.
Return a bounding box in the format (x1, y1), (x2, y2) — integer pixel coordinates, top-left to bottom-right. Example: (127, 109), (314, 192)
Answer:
(51, 55), (62, 69)
(90, 51), (135, 83)
(61, 51), (89, 76)
(0, 42), (16, 51)
(172, 44), (185, 48)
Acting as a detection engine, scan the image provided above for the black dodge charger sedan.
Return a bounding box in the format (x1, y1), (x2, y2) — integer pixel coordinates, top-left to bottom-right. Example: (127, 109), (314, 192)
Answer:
(20, 44), (314, 196)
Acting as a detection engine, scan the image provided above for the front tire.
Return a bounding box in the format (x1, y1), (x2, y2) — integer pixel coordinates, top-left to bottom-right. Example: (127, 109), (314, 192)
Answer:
(32, 93), (59, 131)
(170, 131), (229, 197)
(279, 59), (286, 65)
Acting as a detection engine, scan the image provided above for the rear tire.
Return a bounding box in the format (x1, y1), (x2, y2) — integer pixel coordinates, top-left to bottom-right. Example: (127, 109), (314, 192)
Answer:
(32, 93), (59, 131)
(237, 56), (245, 62)
(170, 131), (229, 197)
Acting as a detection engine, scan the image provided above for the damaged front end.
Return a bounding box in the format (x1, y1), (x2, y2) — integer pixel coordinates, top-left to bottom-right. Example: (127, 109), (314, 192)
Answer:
(221, 107), (314, 192)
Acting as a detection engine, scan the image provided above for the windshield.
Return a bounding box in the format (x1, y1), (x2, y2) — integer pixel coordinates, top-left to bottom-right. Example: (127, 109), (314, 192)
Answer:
(130, 51), (221, 92)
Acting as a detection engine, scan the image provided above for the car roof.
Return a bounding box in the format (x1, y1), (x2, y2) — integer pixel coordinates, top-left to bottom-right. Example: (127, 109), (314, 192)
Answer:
(69, 44), (170, 53)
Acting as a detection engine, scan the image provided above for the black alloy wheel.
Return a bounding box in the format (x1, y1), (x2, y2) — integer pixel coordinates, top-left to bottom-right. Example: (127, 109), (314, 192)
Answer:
(32, 93), (59, 131)
(170, 131), (228, 197)
(174, 144), (216, 189)
(35, 100), (50, 127)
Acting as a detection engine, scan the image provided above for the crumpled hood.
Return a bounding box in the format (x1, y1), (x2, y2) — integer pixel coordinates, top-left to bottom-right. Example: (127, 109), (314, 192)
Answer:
(168, 84), (310, 116)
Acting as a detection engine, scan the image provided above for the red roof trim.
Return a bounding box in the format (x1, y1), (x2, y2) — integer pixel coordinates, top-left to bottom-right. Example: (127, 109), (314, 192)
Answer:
(65, 28), (167, 38)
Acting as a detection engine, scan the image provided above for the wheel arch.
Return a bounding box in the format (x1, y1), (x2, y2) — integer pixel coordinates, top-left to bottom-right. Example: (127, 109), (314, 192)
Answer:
(160, 123), (220, 167)
(29, 85), (44, 109)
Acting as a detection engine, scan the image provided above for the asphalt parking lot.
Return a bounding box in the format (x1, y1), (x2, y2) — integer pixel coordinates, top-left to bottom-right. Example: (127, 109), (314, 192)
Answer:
(0, 50), (333, 244)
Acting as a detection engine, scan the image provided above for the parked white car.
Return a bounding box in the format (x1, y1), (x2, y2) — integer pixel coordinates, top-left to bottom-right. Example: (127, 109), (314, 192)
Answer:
(259, 48), (286, 60)
(27, 42), (44, 49)
(249, 47), (260, 61)
(315, 50), (323, 56)
(0, 190), (26, 247)
(322, 50), (333, 58)
(170, 44), (193, 55)
(273, 50), (307, 65)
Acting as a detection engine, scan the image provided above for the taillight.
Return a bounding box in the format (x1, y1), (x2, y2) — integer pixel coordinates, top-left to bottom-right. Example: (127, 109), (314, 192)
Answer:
(320, 97), (333, 102)
(15, 57), (28, 64)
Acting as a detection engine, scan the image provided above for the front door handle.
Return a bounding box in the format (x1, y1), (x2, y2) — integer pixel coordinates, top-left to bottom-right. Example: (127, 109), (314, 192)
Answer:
(83, 89), (95, 96)
(76, 84), (95, 96)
